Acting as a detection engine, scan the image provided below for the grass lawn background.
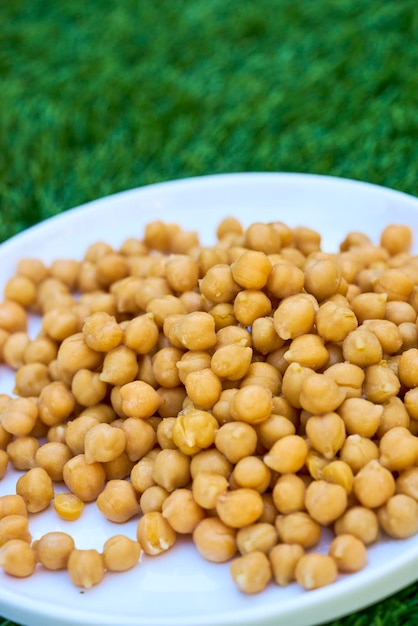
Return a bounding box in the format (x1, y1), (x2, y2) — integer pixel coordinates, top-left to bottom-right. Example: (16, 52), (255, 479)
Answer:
(1, 1), (418, 624)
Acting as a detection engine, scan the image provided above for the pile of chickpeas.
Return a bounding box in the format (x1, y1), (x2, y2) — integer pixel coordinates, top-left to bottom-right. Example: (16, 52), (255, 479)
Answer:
(1, 216), (418, 595)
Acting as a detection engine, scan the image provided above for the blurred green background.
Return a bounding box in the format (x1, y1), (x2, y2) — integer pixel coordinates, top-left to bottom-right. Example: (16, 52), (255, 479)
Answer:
(1, 0), (418, 625)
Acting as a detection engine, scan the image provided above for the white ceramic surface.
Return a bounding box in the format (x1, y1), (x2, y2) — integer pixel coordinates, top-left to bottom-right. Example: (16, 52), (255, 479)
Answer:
(0, 173), (418, 626)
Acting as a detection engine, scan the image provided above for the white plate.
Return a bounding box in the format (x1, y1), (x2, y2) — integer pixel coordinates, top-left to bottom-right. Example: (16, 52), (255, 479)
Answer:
(1, 172), (418, 626)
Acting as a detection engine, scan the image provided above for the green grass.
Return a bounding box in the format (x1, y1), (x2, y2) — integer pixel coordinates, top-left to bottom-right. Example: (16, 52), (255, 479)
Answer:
(1, 1), (418, 625)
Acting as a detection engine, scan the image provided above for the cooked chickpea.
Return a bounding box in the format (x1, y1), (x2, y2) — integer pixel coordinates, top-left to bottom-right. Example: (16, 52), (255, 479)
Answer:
(315, 300), (358, 342)
(342, 327), (383, 367)
(172, 408), (219, 455)
(269, 543), (305, 586)
(328, 533), (367, 573)
(380, 224), (412, 255)
(210, 344), (253, 381)
(229, 384), (272, 425)
(266, 261), (305, 299)
(305, 480), (347, 526)
(67, 549), (105, 589)
(35, 532), (75, 570)
(353, 460), (395, 508)
(190, 449), (233, 479)
(96, 479), (140, 523)
(362, 319), (403, 354)
(338, 397), (383, 438)
(103, 534), (142, 572)
(184, 368), (222, 410)
(339, 435), (379, 474)
(151, 448), (191, 492)
(0, 539), (37, 578)
(6, 436), (39, 470)
(0, 495), (27, 519)
(275, 512), (321, 548)
(231, 456), (271, 493)
(35, 442), (73, 482)
(0, 300), (27, 333)
(38, 381), (76, 426)
(63, 454), (106, 502)
(84, 422), (127, 464)
(396, 467), (418, 500)
(305, 412), (346, 459)
(16, 467), (54, 513)
(14, 361), (51, 397)
(193, 517), (237, 563)
(377, 494), (418, 539)
(0, 515), (31, 547)
(99, 345), (138, 385)
(119, 380), (161, 419)
(215, 421), (258, 464)
(233, 289), (272, 326)
(216, 488), (263, 528)
(272, 474), (306, 514)
(376, 396), (410, 438)
(255, 414), (295, 449)
(136, 511), (176, 556)
(1, 397), (38, 436)
(3, 332), (30, 369)
(295, 552), (338, 590)
(162, 488), (205, 533)
(230, 550), (272, 594)
(264, 435), (308, 474)
(334, 506), (379, 545)
(379, 426), (418, 472)
(273, 294), (316, 340)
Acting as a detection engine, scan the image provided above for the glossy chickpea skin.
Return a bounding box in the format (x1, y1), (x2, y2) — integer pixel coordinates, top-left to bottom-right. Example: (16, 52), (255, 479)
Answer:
(103, 534), (142, 572)
(0, 539), (37, 578)
(16, 467), (54, 513)
(67, 549), (105, 589)
(230, 551), (272, 594)
(96, 479), (141, 523)
(34, 532), (75, 570)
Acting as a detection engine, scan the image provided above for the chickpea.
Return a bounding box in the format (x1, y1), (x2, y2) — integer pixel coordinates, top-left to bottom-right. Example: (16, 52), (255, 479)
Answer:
(284, 334), (329, 370)
(1, 397), (38, 437)
(305, 412), (346, 459)
(385, 300), (417, 325)
(396, 467), (418, 500)
(151, 448), (191, 492)
(321, 460), (353, 494)
(272, 474), (306, 514)
(380, 224), (412, 255)
(16, 467), (54, 513)
(273, 293), (316, 340)
(38, 381), (76, 426)
(305, 480), (347, 526)
(35, 442), (73, 482)
(0, 494), (27, 519)
(190, 449), (233, 479)
(339, 435), (379, 474)
(56, 332), (103, 385)
(0, 539), (37, 578)
(377, 396), (410, 439)
(170, 311), (216, 351)
(328, 533), (367, 573)
(275, 512), (321, 548)
(216, 488), (264, 528)
(379, 426), (418, 472)
(377, 494), (418, 539)
(99, 345), (138, 385)
(231, 249), (272, 289)
(363, 363), (401, 404)
(266, 261), (305, 299)
(172, 408), (219, 455)
(315, 300), (358, 342)
(350, 292), (387, 323)
(192, 472), (229, 509)
(96, 479), (141, 523)
(119, 380), (161, 420)
(295, 553), (338, 590)
(398, 348), (418, 389)
(338, 397), (383, 438)
(193, 517), (237, 563)
(0, 300), (27, 333)
(269, 543), (305, 586)
(334, 506), (379, 545)
(264, 435), (308, 474)
(63, 454), (106, 502)
(67, 549), (105, 589)
(231, 456), (271, 493)
(210, 344), (253, 381)
(230, 551), (272, 594)
(35, 532), (75, 570)
(228, 384), (272, 425)
(215, 421), (258, 464)
(162, 488), (205, 534)
(255, 414), (296, 449)
(7, 436), (39, 471)
(353, 460), (395, 508)
(54, 493), (84, 521)
(140, 485), (169, 514)
(281, 362), (315, 409)
(84, 422), (127, 464)
(184, 368), (222, 410)
(103, 535), (142, 572)
(0, 515), (32, 546)
(362, 319), (403, 354)
(14, 361), (51, 397)
(342, 327), (383, 367)
(3, 332), (30, 369)
(136, 511), (176, 556)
